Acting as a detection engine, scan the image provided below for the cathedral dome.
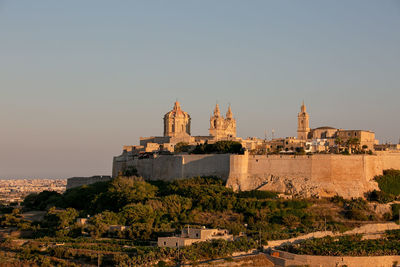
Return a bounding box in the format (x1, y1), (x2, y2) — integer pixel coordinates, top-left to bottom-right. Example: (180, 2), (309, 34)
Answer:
(164, 101), (190, 119)
(163, 101), (191, 137)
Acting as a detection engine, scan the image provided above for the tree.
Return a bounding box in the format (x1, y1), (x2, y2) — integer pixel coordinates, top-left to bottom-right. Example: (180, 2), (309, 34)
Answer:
(107, 177), (158, 209)
(22, 191), (62, 210)
(161, 195), (192, 221)
(192, 141), (243, 154)
(121, 203), (155, 225)
(346, 138), (360, 153)
(87, 211), (123, 238)
(174, 142), (190, 153)
(335, 137), (343, 153)
(42, 207), (78, 231)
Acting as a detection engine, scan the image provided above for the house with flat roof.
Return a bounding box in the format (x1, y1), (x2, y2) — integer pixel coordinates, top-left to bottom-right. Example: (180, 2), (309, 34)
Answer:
(157, 227), (233, 248)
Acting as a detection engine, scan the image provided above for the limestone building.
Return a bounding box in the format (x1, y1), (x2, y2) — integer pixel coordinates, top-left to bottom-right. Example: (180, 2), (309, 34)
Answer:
(121, 101), (240, 156)
(158, 227), (233, 248)
(297, 101), (310, 140)
(296, 102), (378, 152)
(114, 100), (380, 163)
(164, 101), (191, 137)
(209, 104), (237, 139)
(109, 100), (400, 199)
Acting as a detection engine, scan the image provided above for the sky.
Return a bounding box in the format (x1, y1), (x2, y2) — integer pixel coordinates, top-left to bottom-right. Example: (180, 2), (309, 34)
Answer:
(0, 1), (399, 178)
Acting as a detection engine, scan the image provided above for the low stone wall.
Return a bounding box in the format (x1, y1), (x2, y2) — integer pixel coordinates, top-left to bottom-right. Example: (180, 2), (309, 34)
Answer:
(265, 222), (400, 266)
(266, 222), (400, 249)
(270, 249), (400, 267)
(66, 176), (112, 190)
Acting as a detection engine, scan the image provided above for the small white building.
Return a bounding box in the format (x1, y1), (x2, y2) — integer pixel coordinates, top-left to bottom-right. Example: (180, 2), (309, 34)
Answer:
(158, 227), (233, 248)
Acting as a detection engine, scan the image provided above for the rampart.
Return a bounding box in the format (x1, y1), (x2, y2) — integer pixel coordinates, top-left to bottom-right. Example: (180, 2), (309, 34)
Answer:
(66, 176), (112, 190)
(112, 152), (400, 198)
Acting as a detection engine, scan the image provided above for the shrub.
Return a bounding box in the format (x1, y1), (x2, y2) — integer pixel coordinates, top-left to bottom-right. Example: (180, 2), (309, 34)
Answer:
(392, 204), (400, 221)
(375, 169), (400, 196)
(280, 233), (400, 256)
(22, 191), (63, 210)
(174, 142), (191, 153)
(192, 141), (243, 154)
(237, 190), (278, 199)
(366, 190), (395, 204)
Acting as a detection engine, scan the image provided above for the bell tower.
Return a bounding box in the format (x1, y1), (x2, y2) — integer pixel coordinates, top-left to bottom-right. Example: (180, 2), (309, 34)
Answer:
(209, 104), (236, 138)
(297, 101), (310, 140)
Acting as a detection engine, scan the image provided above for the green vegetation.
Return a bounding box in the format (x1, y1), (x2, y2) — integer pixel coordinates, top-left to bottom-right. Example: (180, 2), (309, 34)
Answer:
(392, 204), (400, 221)
(18, 176), (368, 244)
(0, 236), (257, 266)
(280, 229), (400, 256)
(330, 196), (376, 221)
(23, 190), (62, 210)
(366, 189), (395, 204)
(192, 141), (243, 154)
(2, 173), (398, 266)
(174, 142), (191, 153)
(366, 169), (400, 204)
(375, 169), (400, 196)
(0, 208), (31, 229)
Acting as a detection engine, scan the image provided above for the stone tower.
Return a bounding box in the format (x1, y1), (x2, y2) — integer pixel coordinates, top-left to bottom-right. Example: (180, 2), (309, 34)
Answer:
(164, 101), (191, 137)
(297, 101), (310, 140)
(209, 104), (236, 138)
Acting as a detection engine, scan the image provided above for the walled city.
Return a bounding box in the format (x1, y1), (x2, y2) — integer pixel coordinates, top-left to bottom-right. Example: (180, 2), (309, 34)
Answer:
(107, 101), (400, 198)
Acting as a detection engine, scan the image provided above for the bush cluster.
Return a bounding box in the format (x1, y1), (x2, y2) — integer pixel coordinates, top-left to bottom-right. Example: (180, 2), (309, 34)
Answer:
(192, 141), (243, 154)
(280, 229), (400, 256)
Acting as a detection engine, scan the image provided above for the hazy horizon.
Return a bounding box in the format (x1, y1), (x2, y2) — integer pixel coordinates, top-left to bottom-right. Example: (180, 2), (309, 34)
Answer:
(1, 1), (399, 179)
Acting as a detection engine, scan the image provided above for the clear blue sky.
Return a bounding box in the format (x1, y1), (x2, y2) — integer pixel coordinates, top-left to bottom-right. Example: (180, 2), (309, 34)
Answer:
(0, 1), (399, 178)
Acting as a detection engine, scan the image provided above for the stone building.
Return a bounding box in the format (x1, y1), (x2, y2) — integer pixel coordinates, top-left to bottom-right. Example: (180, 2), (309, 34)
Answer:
(375, 143), (400, 151)
(164, 101), (191, 137)
(158, 227), (233, 248)
(121, 101), (240, 156)
(296, 102), (378, 152)
(209, 104), (237, 139)
(297, 101), (310, 140)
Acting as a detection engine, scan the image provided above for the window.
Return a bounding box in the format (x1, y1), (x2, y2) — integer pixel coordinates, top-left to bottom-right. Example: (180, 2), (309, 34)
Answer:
(196, 233), (199, 237)
(176, 242), (178, 247)
(164, 242), (166, 245)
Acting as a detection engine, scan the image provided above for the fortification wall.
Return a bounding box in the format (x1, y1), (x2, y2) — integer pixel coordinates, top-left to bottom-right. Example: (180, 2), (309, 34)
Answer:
(376, 151), (400, 170)
(226, 154), (383, 198)
(182, 154), (230, 180)
(132, 156), (183, 181)
(122, 154), (231, 181)
(66, 176), (112, 190)
(112, 151), (400, 198)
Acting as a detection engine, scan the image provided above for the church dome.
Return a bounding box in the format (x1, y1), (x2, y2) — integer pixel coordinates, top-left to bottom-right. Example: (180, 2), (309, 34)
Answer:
(163, 101), (191, 137)
(164, 101), (190, 119)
